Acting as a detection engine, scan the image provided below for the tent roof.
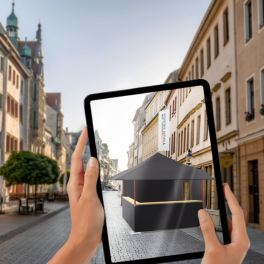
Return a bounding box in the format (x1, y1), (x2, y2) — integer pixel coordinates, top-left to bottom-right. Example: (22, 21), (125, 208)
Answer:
(109, 153), (214, 181)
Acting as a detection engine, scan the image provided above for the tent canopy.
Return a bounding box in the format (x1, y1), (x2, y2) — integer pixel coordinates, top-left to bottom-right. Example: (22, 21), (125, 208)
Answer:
(109, 153), (214, 181)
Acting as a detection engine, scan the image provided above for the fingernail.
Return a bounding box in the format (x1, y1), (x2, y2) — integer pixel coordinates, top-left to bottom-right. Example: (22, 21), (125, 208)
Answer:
(198, 210), (207, 221)
(88, 157), (97, 167)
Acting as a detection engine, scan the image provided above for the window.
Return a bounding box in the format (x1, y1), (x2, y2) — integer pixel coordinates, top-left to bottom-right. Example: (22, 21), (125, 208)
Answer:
(261, 69), (264, 104)
(0, 56), (3, 72)
(214, 24), (219, 58)
(170, 105), (171, 120)
(245, 1), (253, 41)
(223, 9), (229, 44)
(192, 65), (194, 80)
(171, 134), (173, 155)
(20, 104), (23, 124)
(11, 98), (14, 116)
(14, 139), (18, 151)
(16, 75), (19, 88)
(181, 131), (183, 154)
(13, 70), (15, 85)
(189, 71), (191, 82)
(20, 139), (23, 151)
(6, 134), (10, 152)
(258, 0), (264, 28)
(34, 111), (38, 128)
(184, 128), (186, 152)
(195, 57), (199, 79)
(0, 94), (2, 109)
(183, 89), (185, 102)
(175, 96), (177, 112)
(187, 124), (189, 150)
(9, 65), (11, 80)
(247, 79), (255, 112)
(178, 133), (180, 156)
(216, 97), (221, 130)
(21, 80), (23, 95)
(204, 111), (208, 140)
(196, 115), (201, 145)
(207, 38), (211, 68)
(11, 137), (14, 152)
(200, 49), (204, 77)
(191, 120), (194, 148)
(173, 131), (176, 154)
(225, 88), (231, 124)
(15, 102), (18, 118)
(7, 95), (10, 112)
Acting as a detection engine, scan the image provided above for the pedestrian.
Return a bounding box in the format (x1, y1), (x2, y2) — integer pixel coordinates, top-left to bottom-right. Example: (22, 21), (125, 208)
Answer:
(48, 127), (250, 264)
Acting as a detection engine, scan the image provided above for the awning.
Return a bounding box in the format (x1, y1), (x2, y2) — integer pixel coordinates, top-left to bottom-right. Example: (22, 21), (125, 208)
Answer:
(108, 153), (213, 181)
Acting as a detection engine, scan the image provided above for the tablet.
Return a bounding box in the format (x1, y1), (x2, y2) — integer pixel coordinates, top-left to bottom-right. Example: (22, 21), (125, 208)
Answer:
(84, 79), (231, 264)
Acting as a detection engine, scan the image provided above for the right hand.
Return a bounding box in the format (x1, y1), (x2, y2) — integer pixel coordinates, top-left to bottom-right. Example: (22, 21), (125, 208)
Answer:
(198, 183), (250, 264)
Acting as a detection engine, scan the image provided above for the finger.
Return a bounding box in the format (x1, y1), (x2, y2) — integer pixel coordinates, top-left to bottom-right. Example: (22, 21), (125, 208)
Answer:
(82, 157), (99, 198)
(68, 127), (88, 186)
(198, 210), (220, 248)
(223, 183), (246, 241)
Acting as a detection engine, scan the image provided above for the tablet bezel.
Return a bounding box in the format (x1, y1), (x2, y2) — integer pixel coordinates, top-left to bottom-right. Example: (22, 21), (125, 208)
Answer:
(84, 79), (231, 264)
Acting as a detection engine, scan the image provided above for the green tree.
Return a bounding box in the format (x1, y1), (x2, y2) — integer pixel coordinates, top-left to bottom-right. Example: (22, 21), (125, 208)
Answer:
(0, 151), (58, 213)
(59, 169), (70, 187)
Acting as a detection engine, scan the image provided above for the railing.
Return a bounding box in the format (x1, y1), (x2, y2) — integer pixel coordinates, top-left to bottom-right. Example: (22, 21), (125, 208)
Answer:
(9, 192), (69, 201)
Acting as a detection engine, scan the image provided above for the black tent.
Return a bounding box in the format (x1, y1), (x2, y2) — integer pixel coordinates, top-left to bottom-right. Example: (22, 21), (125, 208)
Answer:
(108, 153), (214, 232)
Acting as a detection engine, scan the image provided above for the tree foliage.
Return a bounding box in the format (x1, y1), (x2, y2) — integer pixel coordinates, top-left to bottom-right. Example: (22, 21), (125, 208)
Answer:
(0, 151), (60, 186)
(59, 169), (70, 186)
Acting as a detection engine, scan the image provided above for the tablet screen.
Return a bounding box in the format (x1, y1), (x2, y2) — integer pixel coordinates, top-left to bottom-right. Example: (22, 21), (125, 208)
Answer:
(90, 85), (224, 262)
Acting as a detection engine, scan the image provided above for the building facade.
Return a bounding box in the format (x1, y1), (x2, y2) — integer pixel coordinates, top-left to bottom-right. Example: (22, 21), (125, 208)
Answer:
(177, 0), (239, 210)
(0, 3), (48, 200)
(235, 0), (264, 230)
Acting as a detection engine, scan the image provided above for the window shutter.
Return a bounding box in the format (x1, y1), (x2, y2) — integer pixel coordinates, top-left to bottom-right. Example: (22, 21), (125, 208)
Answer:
(6, 134), (10, 152)
(20, 104), (23, 124)
(11, 99), (14, 116)
(9, 66), (11, 80)
(7, 95), (10, 113)
(16, 75), (19, 88)
(14, 139), (18, 151)
(21, 80), (23, 95)
(13, 70), (15, 85)
(11, 137), (14, 151)
(15, 102), (18, 118)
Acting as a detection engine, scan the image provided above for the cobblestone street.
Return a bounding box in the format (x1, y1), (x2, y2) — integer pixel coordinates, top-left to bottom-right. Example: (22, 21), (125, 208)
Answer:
(0, 191), (263, 263)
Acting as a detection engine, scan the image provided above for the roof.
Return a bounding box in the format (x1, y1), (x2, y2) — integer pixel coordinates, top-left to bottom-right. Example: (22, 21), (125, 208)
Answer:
(18, 40), (41, 75)
(46, 93), (61, 108)
(164, 69), (179, 84)
(109, 153), (213, 181)
(6, 4), (18, 28)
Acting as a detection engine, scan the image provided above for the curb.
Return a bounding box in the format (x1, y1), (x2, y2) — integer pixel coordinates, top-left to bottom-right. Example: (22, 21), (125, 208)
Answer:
(0, 204), (70, 245)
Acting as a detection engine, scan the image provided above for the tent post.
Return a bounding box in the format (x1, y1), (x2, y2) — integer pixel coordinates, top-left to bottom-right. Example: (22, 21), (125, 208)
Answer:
(134, 180), (136, 205)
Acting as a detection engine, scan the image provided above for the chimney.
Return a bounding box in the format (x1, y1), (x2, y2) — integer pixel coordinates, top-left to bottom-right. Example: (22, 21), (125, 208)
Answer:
(66, 127), (68, 133)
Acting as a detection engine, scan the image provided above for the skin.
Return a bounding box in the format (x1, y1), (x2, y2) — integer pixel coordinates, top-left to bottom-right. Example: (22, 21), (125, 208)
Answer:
(49, 127), (250, 264)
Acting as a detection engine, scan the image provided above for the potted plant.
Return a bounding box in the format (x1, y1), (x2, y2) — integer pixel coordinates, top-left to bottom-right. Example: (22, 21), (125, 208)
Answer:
(245, 109), (255, 121)
(260, 104), (264, 116)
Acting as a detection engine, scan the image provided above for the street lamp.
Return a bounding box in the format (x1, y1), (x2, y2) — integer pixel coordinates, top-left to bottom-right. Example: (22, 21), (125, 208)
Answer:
(186, 149), (193, 166)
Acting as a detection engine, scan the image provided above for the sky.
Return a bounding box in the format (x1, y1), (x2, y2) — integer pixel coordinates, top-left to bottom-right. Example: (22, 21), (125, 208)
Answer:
(1, 0), (212, 168)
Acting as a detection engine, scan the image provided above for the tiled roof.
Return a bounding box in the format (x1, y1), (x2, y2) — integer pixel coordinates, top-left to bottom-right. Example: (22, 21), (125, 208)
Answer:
(46, 93), (61, 108)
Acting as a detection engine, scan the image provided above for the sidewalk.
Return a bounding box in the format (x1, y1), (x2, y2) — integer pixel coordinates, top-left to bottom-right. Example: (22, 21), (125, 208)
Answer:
(0, 201), (69, 245)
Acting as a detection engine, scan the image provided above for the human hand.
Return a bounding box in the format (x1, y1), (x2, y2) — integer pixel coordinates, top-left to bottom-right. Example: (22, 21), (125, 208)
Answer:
(198, 183), (250, 264)
(49, 127), (104, 264)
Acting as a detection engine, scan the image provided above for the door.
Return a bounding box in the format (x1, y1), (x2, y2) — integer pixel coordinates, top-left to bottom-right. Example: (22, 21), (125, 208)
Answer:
(248, 160), (259, 224)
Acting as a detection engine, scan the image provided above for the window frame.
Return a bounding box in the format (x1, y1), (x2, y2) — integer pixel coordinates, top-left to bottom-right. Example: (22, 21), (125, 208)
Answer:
(214, 24), (219, 58)
(223, 8), (229, 45)
(207, 38), (211, 69)
(216, 97), (221, 131)
(196, 115), (201, 145)
(258, 0), (264, 29)
(244, 0), (253, 42)
(200, 49), (204, 77)
(225, 88), (231, 125)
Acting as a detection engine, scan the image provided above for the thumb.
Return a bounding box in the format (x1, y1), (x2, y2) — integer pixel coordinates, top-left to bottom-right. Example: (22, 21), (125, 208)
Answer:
(198, 209), (220, 248)
(83, 157), (99, 195)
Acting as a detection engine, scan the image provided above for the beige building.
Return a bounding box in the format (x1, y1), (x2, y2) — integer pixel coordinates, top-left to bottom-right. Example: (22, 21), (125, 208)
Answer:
(142, 90), (170, 161)
(235, 0), (264, 230)
(0, 3), (48, 200)
(177, 0), (240, 209)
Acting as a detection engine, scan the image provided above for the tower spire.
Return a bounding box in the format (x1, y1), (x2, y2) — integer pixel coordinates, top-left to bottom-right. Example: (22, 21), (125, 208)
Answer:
(12, 0), (14, 12)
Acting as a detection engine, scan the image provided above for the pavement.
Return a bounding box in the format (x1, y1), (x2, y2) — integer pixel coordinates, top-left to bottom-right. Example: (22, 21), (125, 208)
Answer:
(0, 201), (69, 245)
(0, 192), (263, 263)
